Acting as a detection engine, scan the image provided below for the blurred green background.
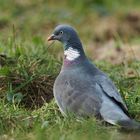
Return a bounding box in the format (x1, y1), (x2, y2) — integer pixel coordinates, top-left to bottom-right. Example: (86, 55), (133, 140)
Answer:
(1, 0), (140, 39)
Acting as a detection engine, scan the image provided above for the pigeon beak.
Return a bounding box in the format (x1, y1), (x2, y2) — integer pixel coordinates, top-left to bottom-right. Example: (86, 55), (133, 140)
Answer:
(47, 34), (56, 41)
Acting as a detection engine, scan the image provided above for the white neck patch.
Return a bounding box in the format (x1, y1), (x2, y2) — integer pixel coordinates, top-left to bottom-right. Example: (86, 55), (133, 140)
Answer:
(64, 47), (80, 61)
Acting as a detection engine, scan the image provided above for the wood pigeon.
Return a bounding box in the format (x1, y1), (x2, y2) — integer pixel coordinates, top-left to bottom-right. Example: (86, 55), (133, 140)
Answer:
(48, 24), (140, 130)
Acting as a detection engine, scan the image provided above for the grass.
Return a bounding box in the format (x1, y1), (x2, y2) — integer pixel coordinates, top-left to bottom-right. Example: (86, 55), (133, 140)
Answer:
(0, 0), (140, 140)
(0, 36), (140, 140)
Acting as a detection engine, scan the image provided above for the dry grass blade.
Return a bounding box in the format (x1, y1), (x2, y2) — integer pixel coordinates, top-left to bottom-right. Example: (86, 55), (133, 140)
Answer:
(46, 41), (55, 49)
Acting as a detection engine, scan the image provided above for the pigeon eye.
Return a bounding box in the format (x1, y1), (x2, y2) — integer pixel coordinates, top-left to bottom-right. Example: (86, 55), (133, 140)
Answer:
(60, 31), (63, 34)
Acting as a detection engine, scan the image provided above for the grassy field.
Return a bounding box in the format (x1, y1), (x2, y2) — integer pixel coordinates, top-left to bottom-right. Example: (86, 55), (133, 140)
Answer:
(0, 0), (140, 139)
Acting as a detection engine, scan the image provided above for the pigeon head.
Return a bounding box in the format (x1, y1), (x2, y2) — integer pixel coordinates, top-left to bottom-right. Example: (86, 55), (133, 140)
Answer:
(48, 25), (86, 64)
(48, 25), (83, 50)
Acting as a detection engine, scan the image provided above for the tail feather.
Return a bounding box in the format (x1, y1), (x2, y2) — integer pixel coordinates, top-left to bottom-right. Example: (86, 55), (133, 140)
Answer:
(117, 119), (140, 130)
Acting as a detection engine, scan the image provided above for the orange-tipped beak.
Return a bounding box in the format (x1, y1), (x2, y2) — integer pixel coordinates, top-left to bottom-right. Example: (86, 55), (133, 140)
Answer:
(47, 34), (55, 41)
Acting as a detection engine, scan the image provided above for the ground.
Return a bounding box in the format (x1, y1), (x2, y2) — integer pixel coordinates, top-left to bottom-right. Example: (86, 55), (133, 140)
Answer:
(0, 0), (140, 140)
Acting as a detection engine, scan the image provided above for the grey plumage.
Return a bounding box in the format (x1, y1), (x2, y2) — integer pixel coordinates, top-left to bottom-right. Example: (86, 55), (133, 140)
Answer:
(48, 24), (140, 130)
